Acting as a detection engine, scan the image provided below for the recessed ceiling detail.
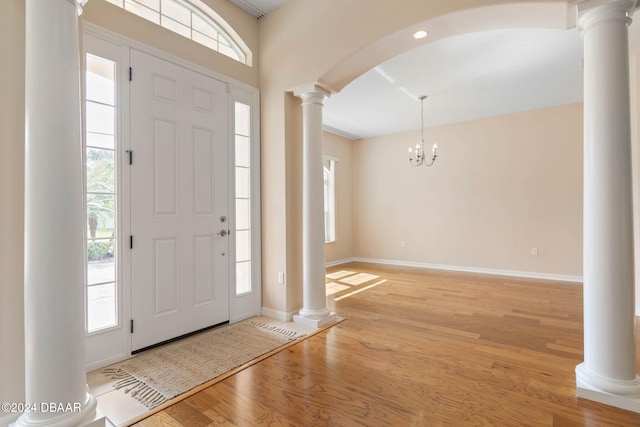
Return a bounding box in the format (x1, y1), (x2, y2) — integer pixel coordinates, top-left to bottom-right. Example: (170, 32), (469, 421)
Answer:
(413, 30), (428, 40)
(324, 28), (585, 140)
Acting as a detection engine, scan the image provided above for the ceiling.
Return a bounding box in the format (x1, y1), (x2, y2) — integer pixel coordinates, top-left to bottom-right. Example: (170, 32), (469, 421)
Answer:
(227, 0), (289, 18)
(323, 28), (584, 140)
(227, 1), (640, 140)
(324, 20), (640, 140)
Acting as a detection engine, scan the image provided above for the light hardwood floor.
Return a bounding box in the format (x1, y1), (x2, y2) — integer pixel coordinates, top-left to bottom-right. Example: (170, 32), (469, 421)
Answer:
(133, 262), (640, 426)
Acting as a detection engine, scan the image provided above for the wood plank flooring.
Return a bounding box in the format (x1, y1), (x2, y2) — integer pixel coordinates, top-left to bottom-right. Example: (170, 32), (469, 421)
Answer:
(133, 262), (640, 426)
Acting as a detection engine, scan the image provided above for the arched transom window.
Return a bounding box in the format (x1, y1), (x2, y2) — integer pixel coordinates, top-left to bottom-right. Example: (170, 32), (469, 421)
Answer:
(105, 0), (252, 65)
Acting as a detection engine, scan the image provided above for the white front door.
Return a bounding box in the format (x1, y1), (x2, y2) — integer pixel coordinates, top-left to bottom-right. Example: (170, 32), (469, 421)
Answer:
(130, 49), (230, 351)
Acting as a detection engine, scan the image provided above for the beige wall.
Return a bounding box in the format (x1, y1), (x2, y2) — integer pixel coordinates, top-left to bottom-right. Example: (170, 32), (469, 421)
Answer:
(323, 131), (355, 264)
(353, 103), (583, 277)
(285, 93), (303, 314)
(0, 0), (25, 414)
(83, 0), (259, 88)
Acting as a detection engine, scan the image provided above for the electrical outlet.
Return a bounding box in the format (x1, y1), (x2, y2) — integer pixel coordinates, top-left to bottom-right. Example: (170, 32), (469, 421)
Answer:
(278, 272), (285, 284)
(401, 241), (406, 248)
(531, 247), (539, 256)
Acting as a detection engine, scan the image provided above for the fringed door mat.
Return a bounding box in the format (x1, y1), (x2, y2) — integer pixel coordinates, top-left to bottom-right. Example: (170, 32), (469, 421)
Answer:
(103, 320), (303, 409)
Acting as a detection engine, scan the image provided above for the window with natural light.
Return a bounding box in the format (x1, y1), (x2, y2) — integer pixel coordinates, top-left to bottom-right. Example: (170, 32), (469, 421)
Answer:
(235, 102), (252, 295)
(85, 53), (118, 333)
(105, 0), (250, 64)
(324, 157), (336, 243)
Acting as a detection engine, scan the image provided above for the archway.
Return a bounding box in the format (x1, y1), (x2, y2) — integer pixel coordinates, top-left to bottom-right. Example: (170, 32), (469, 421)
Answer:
(318, 2), (574, 93)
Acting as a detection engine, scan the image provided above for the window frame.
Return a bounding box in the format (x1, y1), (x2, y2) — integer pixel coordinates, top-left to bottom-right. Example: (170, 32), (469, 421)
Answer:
(234, 101), (253, 296)
(104, 0), (253, 66)
(84, 52), (120, 335)
(229, 87), (262, 322)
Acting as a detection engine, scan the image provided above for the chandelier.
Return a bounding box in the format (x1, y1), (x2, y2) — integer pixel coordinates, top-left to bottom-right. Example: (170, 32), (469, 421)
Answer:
(408, 95), (438, 167)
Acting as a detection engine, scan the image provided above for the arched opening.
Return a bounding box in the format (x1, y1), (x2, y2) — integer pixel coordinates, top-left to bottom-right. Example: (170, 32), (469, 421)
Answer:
(318, 2), (574, 93)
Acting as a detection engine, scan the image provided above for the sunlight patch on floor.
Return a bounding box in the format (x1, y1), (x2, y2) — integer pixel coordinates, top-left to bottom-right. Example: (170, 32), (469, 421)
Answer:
(339, 272), (380, 286)
(325, 269), (384, 300)
(334, 279), (387, 301)
(326, 282), (350, 296)
(326, 270), (356, 280)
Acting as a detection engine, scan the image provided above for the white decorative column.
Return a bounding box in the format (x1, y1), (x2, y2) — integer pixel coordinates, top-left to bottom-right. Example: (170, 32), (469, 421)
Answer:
(576, 0), (640, 413)
(293, 84), (337, 328)
(16, 0), (102, 426)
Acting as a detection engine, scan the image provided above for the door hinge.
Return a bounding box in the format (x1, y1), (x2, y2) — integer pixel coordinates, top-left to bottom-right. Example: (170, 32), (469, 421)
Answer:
(129, 67), (133, 82)
(130, 235), (133, 249)
(130, 319), (134, 334)
(126, 150), (133, 165)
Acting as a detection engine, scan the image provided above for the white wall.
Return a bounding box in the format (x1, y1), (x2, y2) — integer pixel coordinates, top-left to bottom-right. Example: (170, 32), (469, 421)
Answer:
(352, 103), (583, 278)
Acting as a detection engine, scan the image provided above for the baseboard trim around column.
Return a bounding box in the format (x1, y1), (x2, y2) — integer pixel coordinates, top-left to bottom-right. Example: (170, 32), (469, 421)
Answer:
(576, 363), (640, 413)
(326, 257), (583, 284)
(293, 312), (337, 329)
(576, 387), (640, 413)
(261, 307), (298, 322)
(1, 412), (20, 427)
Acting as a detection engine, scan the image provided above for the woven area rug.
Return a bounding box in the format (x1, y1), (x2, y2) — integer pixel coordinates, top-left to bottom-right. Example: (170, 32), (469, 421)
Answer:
(102, 320), (305, 409)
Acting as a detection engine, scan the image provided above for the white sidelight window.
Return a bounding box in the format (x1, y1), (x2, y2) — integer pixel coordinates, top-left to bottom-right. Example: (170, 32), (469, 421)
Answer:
(323, 157), (337, 243)
(85, 53), (118, 333)
(235, 102), (252, 295)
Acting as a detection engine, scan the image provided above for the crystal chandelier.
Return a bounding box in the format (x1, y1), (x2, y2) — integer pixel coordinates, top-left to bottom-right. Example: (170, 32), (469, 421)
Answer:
(408, 96), (437, 167)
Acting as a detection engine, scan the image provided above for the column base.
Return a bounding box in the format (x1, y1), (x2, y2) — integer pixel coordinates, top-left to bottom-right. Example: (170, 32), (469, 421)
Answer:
(81, 408), (107, 427)
(576, 363), (640, 413)
(12, 392), (104, 427)
(294, 311), (337, 328)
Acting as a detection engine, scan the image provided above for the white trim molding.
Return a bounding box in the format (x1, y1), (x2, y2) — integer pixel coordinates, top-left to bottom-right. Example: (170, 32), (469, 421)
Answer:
(261, 307), (298, 322)
(335, 257), (583, 283)
(1, 412), (20, 427)
(326, 258), (356, 268)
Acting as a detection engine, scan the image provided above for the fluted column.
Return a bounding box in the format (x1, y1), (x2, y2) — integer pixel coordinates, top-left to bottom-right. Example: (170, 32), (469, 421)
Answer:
(576, 0), (640, 413)
(16, 0), (101, 426)
(293, 84), (337, 328)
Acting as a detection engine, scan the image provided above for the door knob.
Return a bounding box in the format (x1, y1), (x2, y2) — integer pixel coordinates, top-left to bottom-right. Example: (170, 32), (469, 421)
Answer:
(218, 229), (229, 237)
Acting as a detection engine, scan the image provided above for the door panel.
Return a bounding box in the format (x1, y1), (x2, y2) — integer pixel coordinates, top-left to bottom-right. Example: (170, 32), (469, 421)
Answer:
(130, 49), (229, 351)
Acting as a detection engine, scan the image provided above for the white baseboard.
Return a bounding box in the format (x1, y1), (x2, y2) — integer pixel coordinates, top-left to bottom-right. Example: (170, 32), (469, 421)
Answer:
(350, 257), (583, 283)
(261, 307), (297, 322)
(326, 257), (356, 268)
(86, 352), (131, 372)
(230, 310), (262, 324)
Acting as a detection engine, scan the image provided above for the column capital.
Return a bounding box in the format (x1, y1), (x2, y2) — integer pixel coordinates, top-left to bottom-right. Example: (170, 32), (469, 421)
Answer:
(66, 0), (90, 16)
(578, 0), (636, 31)
(293, 83), (331, 103)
